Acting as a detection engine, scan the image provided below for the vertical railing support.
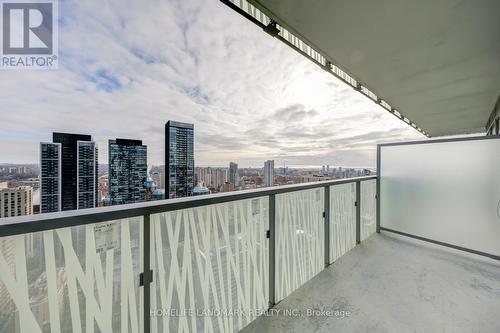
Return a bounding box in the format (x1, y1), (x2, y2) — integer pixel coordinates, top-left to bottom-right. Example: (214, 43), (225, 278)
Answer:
(356, 181), (361, 244)
(143, 214), (152, 333)
(268, 194), (276, 308)
(376, 144), (381, 233)
(324, 186), (330, 267)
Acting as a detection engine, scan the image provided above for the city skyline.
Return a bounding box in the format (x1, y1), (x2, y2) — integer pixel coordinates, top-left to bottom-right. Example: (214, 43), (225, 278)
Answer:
(0, 0), (422, 168)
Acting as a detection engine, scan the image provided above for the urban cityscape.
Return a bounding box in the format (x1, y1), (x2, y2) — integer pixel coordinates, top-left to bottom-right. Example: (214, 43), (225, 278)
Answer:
(0, 0), (498, 332)
(0, 120), (374, 219)
(0, 119), (374, 332)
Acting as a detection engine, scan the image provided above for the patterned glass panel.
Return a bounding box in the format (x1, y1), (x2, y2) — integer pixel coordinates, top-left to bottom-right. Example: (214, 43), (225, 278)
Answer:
(275, 188), (324, 302)
(150, 197), (269, 333)
(0, 217), (143, 333)
(361, 180), (377, 241)
(330, 183), (356, 263)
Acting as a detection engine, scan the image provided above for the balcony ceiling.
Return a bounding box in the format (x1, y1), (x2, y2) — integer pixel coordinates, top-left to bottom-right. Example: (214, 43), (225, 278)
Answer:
(249, 0), (500, 137)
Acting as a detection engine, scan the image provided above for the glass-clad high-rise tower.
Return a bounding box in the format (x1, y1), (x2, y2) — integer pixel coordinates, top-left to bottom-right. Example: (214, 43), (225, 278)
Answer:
(229, 162), (238, 186)
(40, 142), (61, 213)
(165, 121), (194, 198)
(108, 139), (148, 205)
(40, 133), (98, 213)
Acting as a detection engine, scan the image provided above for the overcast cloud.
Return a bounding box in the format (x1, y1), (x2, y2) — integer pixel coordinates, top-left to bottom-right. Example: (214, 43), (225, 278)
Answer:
(0, 0), (422, 168)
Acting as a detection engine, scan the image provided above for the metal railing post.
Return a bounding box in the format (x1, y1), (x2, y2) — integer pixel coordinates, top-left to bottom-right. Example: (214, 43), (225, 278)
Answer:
(324, 186), (330, 267)
(356, 181), (361, 244)
(376, 145), (381, 233)
(143, 214), (152, 333)
(268, 194), (276, 308)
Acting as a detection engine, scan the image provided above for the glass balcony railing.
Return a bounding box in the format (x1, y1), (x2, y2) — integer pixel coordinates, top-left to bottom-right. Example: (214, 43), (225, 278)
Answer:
(0, 176), (377, 333)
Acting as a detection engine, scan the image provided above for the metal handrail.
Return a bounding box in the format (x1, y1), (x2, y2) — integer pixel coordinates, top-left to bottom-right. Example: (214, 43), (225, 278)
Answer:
(0, 175), (376, 237)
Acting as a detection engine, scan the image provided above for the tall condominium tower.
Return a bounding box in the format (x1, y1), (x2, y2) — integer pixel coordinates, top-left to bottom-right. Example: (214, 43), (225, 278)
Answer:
(40, 142), (61, 213)
(108, 139), (148, 205)
(165, 121), (194, 198)
(40, 133), (98, 213)
(229, 162), (238, 185)
(264, 160), (275, 187)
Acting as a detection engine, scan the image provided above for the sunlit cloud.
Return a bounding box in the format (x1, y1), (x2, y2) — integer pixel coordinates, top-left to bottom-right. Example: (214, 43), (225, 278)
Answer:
(0, 0), (422, 167)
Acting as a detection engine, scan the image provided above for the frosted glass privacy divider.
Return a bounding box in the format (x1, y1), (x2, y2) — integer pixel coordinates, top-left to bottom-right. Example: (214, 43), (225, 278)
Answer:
(150, 197), (269, 333)
(275, 188), (324, 302)
(330, 183), (356, 263)
(360, 180), (377, 241)
(380, 137), (500, 256)
(0, 217), (143, 333)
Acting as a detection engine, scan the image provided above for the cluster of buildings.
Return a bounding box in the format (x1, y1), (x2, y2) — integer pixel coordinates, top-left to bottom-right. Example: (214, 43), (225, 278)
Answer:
(0, 166), (30, 175)
(39, 121), (194, 213)
(193, 161), (239, 193)
(0, 121), (373, 219)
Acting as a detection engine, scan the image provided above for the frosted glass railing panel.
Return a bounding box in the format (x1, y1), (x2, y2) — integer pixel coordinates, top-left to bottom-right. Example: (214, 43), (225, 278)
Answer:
(150, 197), (269, 333)
(330, 183), (356, 263)
(380, 138), (500, 256)
(360, 180), (377, 241)
(276, 188), (324, 302)
(0, 217), (143, 333)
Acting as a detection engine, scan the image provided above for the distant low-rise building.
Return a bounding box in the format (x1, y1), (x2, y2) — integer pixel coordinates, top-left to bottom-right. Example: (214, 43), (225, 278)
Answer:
(222, 182), (235, 192)
(193, 185), (210, 196)
(0, 186), (33, 218)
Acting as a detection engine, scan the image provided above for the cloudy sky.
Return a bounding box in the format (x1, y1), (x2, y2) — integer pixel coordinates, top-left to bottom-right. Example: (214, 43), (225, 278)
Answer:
(0, 0), (422, 168)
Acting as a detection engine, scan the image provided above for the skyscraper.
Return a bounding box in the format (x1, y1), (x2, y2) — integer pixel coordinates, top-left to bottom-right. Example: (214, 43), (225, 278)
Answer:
(264, 160), (275, 187)
(229, 162), (238, 186)
(165, 121), (194, 198)
(40, 142), (61, 213)
(77, 141), (98, 209)
(40, 133), (98, 213)
(108, 139), (148, 205)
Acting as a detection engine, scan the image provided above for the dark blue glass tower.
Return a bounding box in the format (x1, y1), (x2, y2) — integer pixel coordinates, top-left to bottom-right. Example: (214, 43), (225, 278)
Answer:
(108, 139), (148, 205)
(165, 121), (194, 198)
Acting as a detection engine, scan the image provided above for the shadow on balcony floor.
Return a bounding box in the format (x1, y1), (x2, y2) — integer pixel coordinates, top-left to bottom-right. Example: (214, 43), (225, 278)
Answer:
(240, 233), (500, 333)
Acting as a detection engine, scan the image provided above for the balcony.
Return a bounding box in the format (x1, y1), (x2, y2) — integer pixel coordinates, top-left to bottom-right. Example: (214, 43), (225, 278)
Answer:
(1, 134), (500, 333)
(1, 1), (499, 332)
(241, 233), (500, 333)
(0, 175), (377, 333)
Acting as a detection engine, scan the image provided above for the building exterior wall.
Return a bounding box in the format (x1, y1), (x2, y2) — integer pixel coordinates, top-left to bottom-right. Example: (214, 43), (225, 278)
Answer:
(264, 160), (274, 187)
(229, 162), (238, 185)
(108, 139), (147, 205)
(0, 186), (33, 218)
(77, 141), (97, 209)
(53, 133), (95, 211)
(41, 134), (98, 213)
(40, 142), (61, 213)
(165, 121), (194, 198)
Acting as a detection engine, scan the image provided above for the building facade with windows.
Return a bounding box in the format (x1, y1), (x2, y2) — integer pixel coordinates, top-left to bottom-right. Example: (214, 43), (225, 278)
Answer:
(40, 142), (61, 213)
(229, 162), (238, 186)
(40, 133), (98, 213)
(264, 160), (274, 187)
(0, 186), (33, 218)
(108, 139), (148, 205)
(165, 121), (194, 198)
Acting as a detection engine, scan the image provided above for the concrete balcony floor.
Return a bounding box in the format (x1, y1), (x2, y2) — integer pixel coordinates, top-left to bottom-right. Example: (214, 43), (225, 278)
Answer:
(240, 233), (500, 333)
